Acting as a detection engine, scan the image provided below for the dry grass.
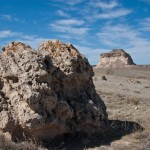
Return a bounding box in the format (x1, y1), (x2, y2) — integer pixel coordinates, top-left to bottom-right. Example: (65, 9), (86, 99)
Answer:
(93, 88), (150, 150)
(0, 134), (46, 150)
(126, 96), (140, 105)
(93, 66), (150, 149)
(93, 67), (150, 80)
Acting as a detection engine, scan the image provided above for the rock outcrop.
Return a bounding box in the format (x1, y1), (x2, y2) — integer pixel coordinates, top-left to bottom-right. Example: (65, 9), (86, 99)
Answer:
(0, 40), (107, 141)
(96, 49), (135, 68)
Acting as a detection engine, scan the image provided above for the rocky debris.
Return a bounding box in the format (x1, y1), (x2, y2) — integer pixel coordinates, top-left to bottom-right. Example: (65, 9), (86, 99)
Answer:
(127, 78), (141, 84)
(0, 40), (107, 141)
(98, 75), (107, 81)
(96, 49), (135, 68)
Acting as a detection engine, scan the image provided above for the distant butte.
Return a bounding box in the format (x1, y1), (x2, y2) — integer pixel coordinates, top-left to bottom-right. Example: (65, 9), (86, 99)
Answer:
(95, 49), (135, 68)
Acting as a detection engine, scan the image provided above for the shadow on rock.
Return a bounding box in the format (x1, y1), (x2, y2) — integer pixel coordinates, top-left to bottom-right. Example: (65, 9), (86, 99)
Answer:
(45, 120), (144, 150)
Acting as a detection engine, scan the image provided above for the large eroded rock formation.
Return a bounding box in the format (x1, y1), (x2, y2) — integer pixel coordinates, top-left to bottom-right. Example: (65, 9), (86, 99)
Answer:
(96, 49), (135, 68)
(0, 41), (107, 141)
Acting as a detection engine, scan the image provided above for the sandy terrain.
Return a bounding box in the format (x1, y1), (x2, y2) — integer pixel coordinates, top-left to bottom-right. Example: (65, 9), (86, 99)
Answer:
(94, 75), (150, 100)
(88, 67), (150, 150)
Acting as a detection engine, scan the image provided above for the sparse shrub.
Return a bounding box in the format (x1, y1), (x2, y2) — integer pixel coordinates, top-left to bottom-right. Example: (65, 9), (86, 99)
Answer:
(98, 75), (107, 80)
(0, 134), (45, 150)
(136, 76), (148, 80)
(136, 80), (141, 84)
(144, 86), (150, 89)
(134, 91), (140, 94)
(127, 96), (140, 105)
(93, 77), (97, 81)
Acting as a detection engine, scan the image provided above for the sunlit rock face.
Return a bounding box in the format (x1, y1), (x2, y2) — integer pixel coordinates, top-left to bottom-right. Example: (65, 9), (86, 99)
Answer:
(96, 49), (135, 68)
(0, 40), (107, 141)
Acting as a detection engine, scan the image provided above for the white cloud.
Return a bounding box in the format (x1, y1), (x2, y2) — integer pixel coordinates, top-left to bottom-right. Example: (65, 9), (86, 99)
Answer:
(1, 15), (12, 21)
(0, 30), (21, 38)
(80, 1), (132, 20)
(0, 14), (19, 21)
(97, 24), (138, 47)
(51, 0), (83, 5)
(50, 24), (89, 35)
(55, 19), (85, 26)
(139, 18), (150, 31)
(0, 30), (49, 49)
(50, 19), (89, 36)
(57, 10), (70, 17)
(95, 8), (131, 19)
(96, 23), (150, 64)
(91, 1), (118, 9)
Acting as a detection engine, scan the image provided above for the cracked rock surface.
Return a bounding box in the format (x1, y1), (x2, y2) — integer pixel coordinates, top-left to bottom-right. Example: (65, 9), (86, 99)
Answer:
(0, 40), (107, 140)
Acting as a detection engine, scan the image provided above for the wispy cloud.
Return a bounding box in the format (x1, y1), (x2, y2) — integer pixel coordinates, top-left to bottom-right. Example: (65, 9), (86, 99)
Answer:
(95, 8), (131, 19)
(0, 30), (21, 38)
(55, 19), (84, 26)
(51, 0), (83, 5)
(50, 24), (89, 35)
(97, 24), (138, 47)
(96, 23), (150, 64)
(81, 1), (132, 20)
(57, 10), (70, 17)
(50, 19), (89, 36)
(0, 14), (19, 21)
(0, 30), (49, 49)
(97, 24), (148, 48)
(1, 15), (12, 21)
(90, 1), (118, 9)
(139, 18), (150, 31)
(53, 1), (131, 21)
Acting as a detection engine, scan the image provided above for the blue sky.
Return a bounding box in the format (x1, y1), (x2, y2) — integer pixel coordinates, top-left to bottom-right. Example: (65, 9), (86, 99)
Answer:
(0, 0), (150, 65)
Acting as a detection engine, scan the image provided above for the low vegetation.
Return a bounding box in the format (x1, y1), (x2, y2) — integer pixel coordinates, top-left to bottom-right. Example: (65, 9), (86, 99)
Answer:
(0, 134), (44, 150)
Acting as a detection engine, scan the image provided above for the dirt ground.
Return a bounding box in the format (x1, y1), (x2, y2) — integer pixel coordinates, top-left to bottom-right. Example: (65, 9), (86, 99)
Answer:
(89, 66), (150, 150)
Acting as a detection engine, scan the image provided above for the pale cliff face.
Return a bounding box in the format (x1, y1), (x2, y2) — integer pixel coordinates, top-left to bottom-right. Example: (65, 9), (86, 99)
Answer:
(96, 49), (135, 68)
(100, 56), (131, 67)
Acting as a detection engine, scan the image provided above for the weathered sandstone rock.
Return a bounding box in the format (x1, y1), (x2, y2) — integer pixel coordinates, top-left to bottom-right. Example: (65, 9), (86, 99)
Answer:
(96, 49), (135, 68)
(0, 40), (107, 141)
